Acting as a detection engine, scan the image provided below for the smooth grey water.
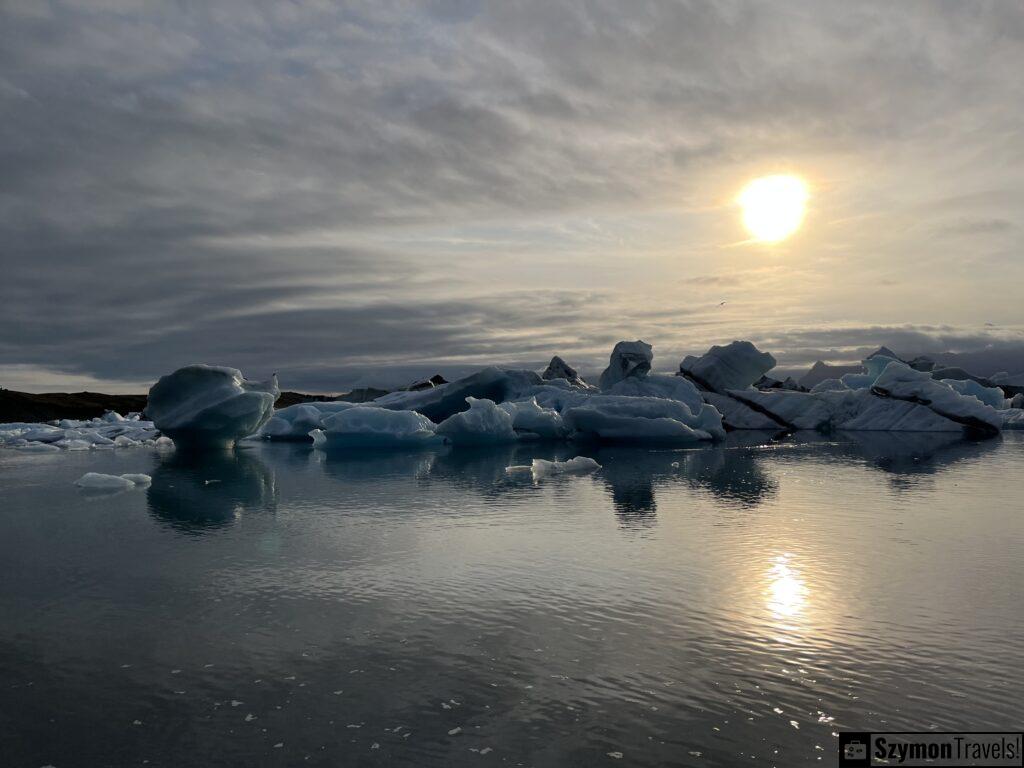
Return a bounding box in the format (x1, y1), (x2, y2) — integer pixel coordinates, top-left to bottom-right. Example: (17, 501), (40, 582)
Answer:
(1, 433), (1022, 767)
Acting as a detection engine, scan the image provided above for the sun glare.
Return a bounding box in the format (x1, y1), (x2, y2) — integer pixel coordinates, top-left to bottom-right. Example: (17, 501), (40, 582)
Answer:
(738, 174), (808, 242)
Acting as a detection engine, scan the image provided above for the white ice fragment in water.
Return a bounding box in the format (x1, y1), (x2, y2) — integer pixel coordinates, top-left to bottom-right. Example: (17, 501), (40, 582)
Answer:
(75, 473), (135, 490)
(607, 752), (623, 759)
(74, 472), (151, 490)
(448, 727), (462, 736)
(507, 456), (602, 478)
(245, 714), (256, 722)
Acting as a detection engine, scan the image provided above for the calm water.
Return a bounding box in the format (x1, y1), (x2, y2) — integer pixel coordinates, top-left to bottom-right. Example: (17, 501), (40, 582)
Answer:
(1, 433), (1022, 767)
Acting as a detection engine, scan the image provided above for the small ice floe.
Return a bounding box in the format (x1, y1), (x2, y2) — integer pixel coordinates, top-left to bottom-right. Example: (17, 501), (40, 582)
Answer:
(74, 473), (152, 491)
(506, 456), (601, 479)
(607, 752), (623, 759)
(448, 727), (462, 736)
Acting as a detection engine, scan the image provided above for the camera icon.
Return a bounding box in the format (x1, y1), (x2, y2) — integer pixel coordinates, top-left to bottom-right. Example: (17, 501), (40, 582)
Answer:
(844, 740), (867, 760)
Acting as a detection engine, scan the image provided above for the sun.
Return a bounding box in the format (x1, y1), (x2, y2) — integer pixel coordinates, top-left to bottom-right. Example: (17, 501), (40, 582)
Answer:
(738, 174), (808, 242)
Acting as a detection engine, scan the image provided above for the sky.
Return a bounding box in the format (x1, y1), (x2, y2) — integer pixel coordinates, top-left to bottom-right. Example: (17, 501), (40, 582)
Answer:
(2, 0), (1023, 393)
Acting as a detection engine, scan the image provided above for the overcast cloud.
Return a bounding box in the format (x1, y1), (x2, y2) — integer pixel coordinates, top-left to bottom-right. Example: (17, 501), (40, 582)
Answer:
(2, 1), (1023, 391)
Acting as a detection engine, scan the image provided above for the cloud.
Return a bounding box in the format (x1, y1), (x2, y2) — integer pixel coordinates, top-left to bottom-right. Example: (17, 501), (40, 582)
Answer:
(2, 1), (1023, 390)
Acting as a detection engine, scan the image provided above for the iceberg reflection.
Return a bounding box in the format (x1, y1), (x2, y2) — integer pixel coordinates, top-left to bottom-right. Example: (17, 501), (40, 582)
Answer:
(146, 446), (276, 533)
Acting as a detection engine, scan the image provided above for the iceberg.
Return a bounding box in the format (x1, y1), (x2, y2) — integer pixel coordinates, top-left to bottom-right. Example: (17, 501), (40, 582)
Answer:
(374, 367), (542, 422)
(872, 362), (1002, 435)
(541, 356), (591, 388)
(728, 388), (966, 432)
(598, 340), (653, 390)
(436, 397), (518, 445)
(701, 391), (788, 430)
(564, 395), (725, 444)
(260, 401), (360, 441)
(311, 407), (443, 449)
(940, 379), (1009, 410)
(146, 365), (278, 447)
(506, 456), (601, 478)
(498, 398), (568, 439)
(679, 341), (776, 394)
(75, 472), (152, 490)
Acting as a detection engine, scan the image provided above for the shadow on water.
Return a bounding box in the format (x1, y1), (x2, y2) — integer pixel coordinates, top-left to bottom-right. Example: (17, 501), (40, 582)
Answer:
(146, 446), (277, 534)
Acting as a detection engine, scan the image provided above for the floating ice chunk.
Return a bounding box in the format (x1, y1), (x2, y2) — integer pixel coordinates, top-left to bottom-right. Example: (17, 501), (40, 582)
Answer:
(374, 367), (542, 422)
(312, 407), (443, 449)
(679, 341), (776, 394)
(564, 395), (724, 443)
(541, 356), (590, 388)
(598, 340), (653, 390)
(498, 398), (568, 439)
(261, 401), (359, 441)
(528, 456), (601, 476)
(146, 365), (278, 447)
(436, 397), (517, 445)
(74, 472), (150, 490)
(872, 362), (1002, 435)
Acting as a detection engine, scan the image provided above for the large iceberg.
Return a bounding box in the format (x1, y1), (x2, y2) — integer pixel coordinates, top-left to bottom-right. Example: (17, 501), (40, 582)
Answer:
(311, 406), (443, 449)
(146, 365), (278, 447)
(679, 340), (776, 394)
(374, 367), (542, 422)
(872, 362), (1002, 435)
(724, 359), (1005, 436)
(598, 341), (653, 390)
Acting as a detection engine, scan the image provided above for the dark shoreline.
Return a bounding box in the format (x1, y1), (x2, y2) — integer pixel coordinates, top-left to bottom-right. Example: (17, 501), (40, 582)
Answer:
(0, 389), (351, 424)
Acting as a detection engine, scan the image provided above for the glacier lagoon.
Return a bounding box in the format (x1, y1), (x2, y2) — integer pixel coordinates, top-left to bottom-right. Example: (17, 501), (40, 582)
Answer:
(2, 433), (1023, 767)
